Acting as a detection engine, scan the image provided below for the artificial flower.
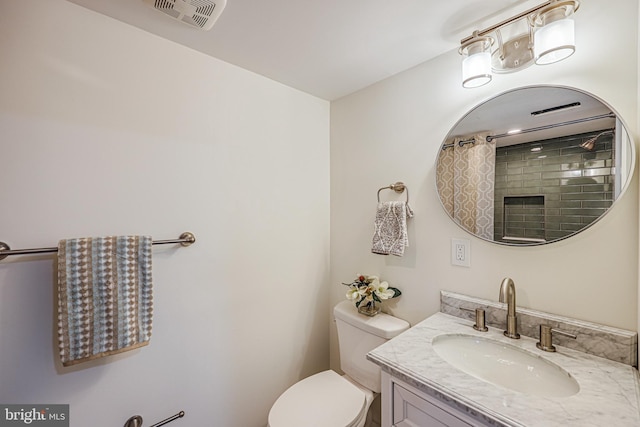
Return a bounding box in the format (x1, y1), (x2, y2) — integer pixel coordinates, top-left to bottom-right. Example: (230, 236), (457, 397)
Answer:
(341, 274), (401, 312)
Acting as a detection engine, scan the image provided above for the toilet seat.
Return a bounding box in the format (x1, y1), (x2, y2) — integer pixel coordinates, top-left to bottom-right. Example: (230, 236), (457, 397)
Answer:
(268, 370), (368, 427)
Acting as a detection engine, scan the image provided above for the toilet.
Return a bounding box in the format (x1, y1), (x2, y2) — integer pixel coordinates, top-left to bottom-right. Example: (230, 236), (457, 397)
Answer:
(268, 300), (410, 427)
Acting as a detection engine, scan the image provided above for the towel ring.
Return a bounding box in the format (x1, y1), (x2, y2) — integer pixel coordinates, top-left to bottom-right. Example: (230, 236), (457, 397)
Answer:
(377, 182), (409, 203)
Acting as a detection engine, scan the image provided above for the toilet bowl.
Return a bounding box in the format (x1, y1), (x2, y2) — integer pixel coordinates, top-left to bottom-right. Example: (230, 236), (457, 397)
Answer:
(268, 370), (373, 427)
(267, 301), (410, 427)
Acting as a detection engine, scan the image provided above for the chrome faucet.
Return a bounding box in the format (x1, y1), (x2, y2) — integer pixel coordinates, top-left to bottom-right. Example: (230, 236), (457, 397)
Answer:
(498, 277), (520, 339)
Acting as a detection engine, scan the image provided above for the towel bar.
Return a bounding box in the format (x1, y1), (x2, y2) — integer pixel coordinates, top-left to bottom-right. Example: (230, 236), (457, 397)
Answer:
(377, 182), (409, 203)
(0, 232), (195, 261)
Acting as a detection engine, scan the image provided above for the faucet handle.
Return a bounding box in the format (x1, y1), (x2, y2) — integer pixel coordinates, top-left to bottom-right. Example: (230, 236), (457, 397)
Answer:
(536, 324), (577, 352)
(472, 308), (488, 332)
(461, 307), (488, 332)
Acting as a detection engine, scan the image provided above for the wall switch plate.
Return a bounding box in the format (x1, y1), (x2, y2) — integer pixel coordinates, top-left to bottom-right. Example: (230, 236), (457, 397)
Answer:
(451, 238), (470, 267)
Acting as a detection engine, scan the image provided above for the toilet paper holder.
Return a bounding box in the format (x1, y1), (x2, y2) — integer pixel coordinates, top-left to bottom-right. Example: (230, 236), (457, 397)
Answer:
(124, 411), (185, 427)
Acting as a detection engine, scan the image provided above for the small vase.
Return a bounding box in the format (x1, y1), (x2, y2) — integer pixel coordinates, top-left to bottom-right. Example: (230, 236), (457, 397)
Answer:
(358, 301), (380, 317)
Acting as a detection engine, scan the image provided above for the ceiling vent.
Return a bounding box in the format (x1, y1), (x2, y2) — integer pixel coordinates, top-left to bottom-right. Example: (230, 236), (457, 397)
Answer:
(530, 102), (581, 117)
(144, 0), (226, 31)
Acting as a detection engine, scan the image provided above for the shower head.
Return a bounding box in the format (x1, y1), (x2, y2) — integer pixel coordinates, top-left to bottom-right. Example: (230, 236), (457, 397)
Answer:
(580, 130), (614, 151)
(580, 136), (597, 151)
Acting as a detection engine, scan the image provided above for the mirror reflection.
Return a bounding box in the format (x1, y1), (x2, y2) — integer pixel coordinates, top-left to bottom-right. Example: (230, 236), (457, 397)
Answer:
(436, 86), (635, 245)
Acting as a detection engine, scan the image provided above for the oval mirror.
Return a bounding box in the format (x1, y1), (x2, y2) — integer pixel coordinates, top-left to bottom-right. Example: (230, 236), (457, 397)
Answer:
(436, 85), (635, 245)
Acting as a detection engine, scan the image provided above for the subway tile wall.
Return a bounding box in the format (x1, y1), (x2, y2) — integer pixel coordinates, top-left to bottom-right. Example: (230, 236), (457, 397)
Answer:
(494, 130), (614, 243)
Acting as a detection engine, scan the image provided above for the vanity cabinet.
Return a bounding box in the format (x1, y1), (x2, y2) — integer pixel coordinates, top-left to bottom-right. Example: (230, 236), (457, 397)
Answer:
(381, 372), (489, 427)
(370, 308), (640, 427)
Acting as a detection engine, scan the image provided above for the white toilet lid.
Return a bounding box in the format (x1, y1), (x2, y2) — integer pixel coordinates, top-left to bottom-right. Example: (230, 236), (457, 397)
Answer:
(268, 370), (366, 427)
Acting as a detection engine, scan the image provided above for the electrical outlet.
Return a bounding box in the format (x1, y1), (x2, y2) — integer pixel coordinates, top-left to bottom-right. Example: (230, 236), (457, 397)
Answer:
(451, 238), (470, 267)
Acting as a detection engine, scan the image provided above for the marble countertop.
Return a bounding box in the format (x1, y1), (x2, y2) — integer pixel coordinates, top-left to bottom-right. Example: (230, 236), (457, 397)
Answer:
(368, 312), (640, 427)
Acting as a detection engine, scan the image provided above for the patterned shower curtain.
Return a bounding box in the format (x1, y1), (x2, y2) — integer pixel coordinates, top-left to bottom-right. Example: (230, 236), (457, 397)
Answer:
(436, 135), (495, 240)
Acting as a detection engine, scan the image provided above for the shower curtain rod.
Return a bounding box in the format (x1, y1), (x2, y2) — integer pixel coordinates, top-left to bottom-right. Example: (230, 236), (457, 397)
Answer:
(486, 113), (615, 142)
(0, 232), (196, 261)
(442, 138), (475, 150)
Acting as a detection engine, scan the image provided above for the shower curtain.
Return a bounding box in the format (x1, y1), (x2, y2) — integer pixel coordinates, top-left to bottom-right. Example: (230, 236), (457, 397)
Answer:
(437, 135), (495, 240)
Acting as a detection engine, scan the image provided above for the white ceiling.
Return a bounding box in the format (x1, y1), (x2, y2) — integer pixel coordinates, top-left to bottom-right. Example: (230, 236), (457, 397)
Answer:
(65, 0), (544, 100)
(448, 86), (615, 146)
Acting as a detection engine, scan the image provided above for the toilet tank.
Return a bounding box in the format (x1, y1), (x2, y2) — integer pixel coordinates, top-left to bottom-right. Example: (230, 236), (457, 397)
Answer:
(334, 300), (409, 393)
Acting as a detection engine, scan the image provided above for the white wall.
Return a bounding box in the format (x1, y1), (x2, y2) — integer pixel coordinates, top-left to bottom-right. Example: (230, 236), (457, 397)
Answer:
(638, 0), (640, 338)
(330, 0), (639, 370)
(0, 1), (330, 426)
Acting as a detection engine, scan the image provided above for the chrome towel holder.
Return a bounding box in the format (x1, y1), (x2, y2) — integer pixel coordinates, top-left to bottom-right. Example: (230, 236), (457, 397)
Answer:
(377, 182), (409, 203)
(0, 232), (196, 261)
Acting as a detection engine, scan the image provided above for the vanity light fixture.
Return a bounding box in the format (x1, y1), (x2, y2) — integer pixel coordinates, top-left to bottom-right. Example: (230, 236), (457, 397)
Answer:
(531, 1), (579, 65)
(459, 0), (579, 88)
(459, 32), (494, 88)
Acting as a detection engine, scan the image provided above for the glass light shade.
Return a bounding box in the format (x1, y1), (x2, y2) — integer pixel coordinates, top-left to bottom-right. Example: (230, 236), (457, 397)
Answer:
(534, 18), (575, 65)
(462, 50), (492, 88)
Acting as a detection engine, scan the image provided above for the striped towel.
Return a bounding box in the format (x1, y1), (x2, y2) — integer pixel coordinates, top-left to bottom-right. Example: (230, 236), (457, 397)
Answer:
(371, 202), (414, 256)
(57, 236), (153, 366)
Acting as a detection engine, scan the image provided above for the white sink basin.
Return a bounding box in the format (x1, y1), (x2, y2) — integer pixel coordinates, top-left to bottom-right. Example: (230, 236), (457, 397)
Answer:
(432, 334), (579, 398)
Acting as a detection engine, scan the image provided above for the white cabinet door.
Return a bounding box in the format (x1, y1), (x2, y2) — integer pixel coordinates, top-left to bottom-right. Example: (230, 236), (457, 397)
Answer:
(382, 373), (486, 427)
(392, 383), (475, 427)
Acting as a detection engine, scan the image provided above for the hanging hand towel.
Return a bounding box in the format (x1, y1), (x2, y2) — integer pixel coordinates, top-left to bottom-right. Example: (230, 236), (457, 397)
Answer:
(57, 235), (153, 366)
(371, 201), (414, 256)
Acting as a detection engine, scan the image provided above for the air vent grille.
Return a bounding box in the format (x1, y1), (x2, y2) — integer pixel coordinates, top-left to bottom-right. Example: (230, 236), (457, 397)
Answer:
(531, 102), (581, 116)
(153, 0), (181, 18)
(145, 0), (226, 31)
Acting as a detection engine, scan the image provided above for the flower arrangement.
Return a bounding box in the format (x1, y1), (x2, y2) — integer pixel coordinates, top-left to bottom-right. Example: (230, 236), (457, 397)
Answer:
(342, 274), (401, 316)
